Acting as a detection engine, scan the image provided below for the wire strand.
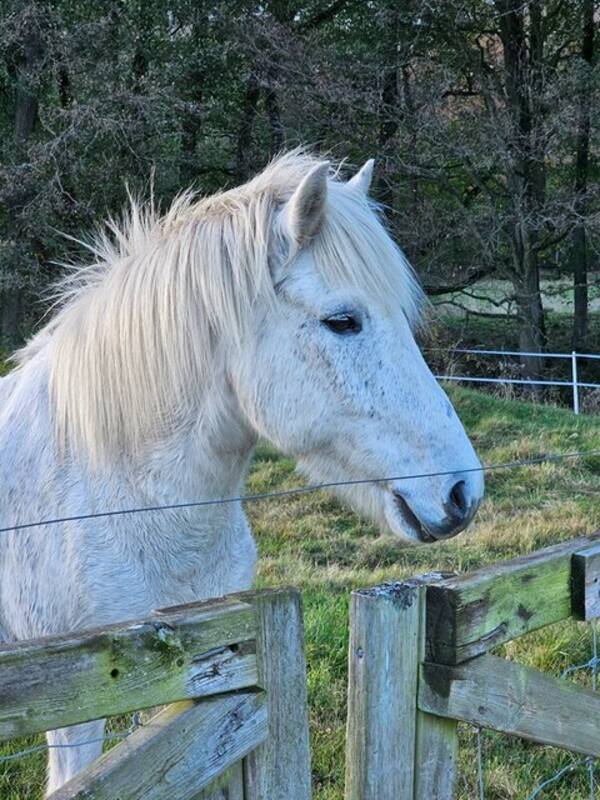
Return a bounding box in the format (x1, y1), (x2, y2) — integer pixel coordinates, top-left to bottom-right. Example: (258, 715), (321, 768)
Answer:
(0, 730), (135, 764)
(1, 448), (598, 535)
(0, 712), (143, 764)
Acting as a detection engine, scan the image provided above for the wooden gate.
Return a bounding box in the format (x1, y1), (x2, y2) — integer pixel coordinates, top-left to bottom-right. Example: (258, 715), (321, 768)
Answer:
(345, 532), (600, 799)
(1, 588), (311, 800)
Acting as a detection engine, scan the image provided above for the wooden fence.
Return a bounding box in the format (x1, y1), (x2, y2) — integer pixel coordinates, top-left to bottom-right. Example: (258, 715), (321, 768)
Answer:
(345, 531), (600, 799)
(1, 588), (311, 800)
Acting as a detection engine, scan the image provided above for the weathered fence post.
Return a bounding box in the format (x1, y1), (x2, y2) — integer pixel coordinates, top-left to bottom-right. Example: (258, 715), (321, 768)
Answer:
(345, 575), (459, 800)
(243, 588), (312, 800)
(414, 582), (458, 800)
(345, 582), (421, 799)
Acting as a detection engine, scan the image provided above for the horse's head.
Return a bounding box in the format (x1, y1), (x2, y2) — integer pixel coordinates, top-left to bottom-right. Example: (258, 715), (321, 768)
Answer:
(234, 157), (484, 544)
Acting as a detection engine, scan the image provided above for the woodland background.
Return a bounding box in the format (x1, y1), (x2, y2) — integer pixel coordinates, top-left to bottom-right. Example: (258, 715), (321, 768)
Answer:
(1, 0), (599, 383)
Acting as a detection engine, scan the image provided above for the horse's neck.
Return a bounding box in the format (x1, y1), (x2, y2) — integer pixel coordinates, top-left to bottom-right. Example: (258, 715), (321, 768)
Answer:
(110, 394), (258, 603)
(134, 409), (257, 510)
(27, 339), (259, 543)
(116, 366), (255, 497)
(3, 353), (260, 624)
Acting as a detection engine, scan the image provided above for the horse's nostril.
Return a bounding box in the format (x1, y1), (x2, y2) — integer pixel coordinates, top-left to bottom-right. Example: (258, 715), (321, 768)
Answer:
(449, 480), (469, 519)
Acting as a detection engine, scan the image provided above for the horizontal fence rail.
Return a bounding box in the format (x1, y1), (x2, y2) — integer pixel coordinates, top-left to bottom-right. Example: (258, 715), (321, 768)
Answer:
(51, 693), (269, 800)
(419, 655), (600, 758)
(0, 596), (258, 740)
(425, 534), (600, 664)
(436, 374), (600, 389)
(440, 348), (600, 360)
(346, 531), (600, 800)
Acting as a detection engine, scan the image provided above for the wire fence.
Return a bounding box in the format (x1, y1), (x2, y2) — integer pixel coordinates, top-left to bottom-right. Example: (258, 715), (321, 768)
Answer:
(0, 712), (142, 765)
(1, 448), (599, 536)
(426, 348), (600, 415)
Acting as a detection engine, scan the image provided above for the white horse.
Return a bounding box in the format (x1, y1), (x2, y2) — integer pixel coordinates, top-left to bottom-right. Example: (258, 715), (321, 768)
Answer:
(0, 151), (483, 793)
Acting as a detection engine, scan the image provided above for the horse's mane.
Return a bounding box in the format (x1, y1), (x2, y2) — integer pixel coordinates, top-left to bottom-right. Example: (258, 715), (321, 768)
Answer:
(16, 150), (423, 463)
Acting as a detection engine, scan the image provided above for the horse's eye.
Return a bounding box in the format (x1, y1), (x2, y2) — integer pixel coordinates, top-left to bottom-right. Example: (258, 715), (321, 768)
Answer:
(322, 313), (362, 335)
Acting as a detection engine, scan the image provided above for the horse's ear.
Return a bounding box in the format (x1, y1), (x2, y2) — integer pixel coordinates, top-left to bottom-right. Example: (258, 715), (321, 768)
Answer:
(347, 159), (374, 195)
(281, 163), (328, 247)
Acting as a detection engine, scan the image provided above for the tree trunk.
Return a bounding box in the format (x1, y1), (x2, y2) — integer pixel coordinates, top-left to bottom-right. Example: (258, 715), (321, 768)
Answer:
(401, 65), (418, 203)
(260, 9), (287, 159)
(177, 9), (208, 188)
(571, 0), (594, 351)
(58, 60), (71, 108)
(572, 226), (589, 350)
(2, 2), (44, 345)
(516, 251), (545, 384)
(235, 75), (260, 182)
(180, 82), (204, 187)
(180, 57), (204, 188)
(0, 285), (24, 344)
(497, 0), (547, 382)
(376, 8), (400, 210)
(264, 86), (284, 155)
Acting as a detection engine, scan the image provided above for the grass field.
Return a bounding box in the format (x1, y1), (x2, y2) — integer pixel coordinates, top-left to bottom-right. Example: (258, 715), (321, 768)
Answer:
(1, 387), (600, 799)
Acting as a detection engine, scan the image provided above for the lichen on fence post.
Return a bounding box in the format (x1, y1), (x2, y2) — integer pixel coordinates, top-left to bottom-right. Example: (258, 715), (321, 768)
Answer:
(345, 574), (459, 800)
(414, 578), (459, 800)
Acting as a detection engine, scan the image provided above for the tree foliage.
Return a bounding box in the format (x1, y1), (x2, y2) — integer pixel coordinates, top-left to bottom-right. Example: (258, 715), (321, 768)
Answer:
(1, 0), (599, 362)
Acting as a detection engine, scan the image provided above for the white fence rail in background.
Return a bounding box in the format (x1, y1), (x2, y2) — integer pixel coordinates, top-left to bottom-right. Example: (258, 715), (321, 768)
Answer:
(430, 349), (600, 415)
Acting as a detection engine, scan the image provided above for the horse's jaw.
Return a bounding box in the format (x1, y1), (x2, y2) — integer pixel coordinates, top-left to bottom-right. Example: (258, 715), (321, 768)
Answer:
(294, 434), (484, 547)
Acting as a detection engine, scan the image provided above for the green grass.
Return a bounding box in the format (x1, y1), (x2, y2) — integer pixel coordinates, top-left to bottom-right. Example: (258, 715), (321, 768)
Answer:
(1, 387), (600, 798)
